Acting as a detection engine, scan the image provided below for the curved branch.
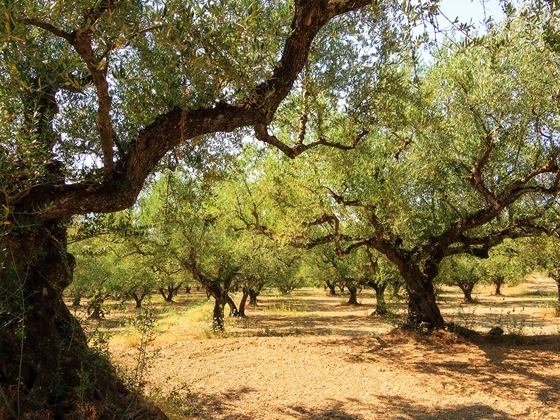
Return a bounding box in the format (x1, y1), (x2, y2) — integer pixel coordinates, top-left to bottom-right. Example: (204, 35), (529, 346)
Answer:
(21, 18), (72, 41)
(255, 124), (368, 159)
(16, 0), (377, 221)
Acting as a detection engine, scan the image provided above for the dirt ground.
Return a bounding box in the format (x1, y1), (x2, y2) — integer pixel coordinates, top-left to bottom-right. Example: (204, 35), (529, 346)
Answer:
(106, 277), (560, 420)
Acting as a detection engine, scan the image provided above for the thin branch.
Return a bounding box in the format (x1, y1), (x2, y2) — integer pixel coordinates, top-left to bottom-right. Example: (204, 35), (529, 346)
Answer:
(21, 18), (72, 41)
(500, 149), (560, 205)
(254, 124), (368, 159)
(323, 186), (383, 239)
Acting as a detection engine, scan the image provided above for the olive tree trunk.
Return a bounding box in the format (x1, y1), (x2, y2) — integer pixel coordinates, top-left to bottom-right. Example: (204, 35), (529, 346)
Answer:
(550, 272), (560, 316)
(325, 280), (337, 295)
(238, 288), (250, 316)
(131, 291), (148, 308)
(400, 266), (445, 329)
(0, 224), (165, 419)
(457, 281), (476, 303)
(371, 283), (388, 316)
(347, 284), (359, 305)
(493, 276), (505, 295)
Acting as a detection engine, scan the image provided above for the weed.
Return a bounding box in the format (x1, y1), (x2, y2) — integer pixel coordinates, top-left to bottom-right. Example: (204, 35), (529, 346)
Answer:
(454, 306), (478, 330)
(150, 383), (198, 419)
(525, 290), (557, 297)
(263, 301), (308, 314)
(501, 307), (527, 336)
(126, 305), (159, 390)
(117, 305), (160, 419)
(75, 366), (93, 404)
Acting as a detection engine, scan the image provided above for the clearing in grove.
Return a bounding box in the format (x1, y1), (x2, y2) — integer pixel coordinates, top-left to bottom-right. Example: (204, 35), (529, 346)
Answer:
(72, 276), (560, 420)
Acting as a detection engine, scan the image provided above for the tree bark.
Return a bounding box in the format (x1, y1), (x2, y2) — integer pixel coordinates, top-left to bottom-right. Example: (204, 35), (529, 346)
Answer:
(371, 283), (388, 315)
(557, 280), (560, 316)
(400, 266), (445, 329)
(249, 289), (260, 306)
(457, 281), (475, 302)
(131, 291), (147, 309)
(493, 277), (504, 296)
(226, 294), (239, 316)
(551, 274), (560, 316)
(347, 285), (359, 305)
(158, 283), (181, 302)
(212, 298), (225, 331)
(71, 295), (82, 307)
(238, 288), (249, 317)
(0, 224), (165, 419)
(325, 280), (337, 295)
(87, 291), (106, 319)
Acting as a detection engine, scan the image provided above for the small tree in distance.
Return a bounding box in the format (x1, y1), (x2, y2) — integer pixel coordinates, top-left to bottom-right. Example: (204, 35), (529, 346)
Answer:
(437, 255), (486, 302)
(481, 240), (532, 296)
(532, 235), (560, 315)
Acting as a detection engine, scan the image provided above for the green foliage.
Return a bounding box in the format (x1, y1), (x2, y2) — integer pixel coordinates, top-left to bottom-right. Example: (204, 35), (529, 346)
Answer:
(437, 254), (487, 300)
(477, 239), (533, 297)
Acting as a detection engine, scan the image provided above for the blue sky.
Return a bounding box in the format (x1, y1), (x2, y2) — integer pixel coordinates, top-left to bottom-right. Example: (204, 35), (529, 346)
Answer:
(438, 0), (506, 28)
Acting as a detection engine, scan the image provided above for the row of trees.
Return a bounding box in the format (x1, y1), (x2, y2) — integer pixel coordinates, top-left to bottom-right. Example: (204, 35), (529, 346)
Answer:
(70, 160), (560, 328)
(2, 0), (560, 417)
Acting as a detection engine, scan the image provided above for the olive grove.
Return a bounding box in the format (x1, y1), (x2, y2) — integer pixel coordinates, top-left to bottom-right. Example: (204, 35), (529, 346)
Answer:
(1, 1), (420, 416)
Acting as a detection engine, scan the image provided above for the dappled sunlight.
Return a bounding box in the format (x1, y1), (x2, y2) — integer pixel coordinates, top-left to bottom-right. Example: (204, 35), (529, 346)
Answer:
(81, 283), (560, 419)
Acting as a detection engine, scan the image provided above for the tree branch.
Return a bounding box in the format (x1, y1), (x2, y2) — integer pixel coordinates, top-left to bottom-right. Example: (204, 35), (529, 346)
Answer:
(17, 0), (377, 220)
(70, 28), (115, 176)
(21, 18), (73, 41)
(254, 124), (368, 159)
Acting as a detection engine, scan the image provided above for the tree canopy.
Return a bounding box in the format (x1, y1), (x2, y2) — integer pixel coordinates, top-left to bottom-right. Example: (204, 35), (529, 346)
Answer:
(241, 8), (560, 327)
(3, 0), (560, 418)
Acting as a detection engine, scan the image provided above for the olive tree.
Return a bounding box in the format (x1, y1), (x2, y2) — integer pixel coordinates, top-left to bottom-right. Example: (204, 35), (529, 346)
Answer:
(255, 10), (560, 329)
(437, 254), (487, 302)
(481, 239), (533, 296)
(529, 235), (560, 313)
(0, 0), (417, 416)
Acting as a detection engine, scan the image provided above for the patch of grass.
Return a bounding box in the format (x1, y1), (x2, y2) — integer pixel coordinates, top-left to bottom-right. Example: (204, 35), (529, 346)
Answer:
(262, 300), (309, 314)
(524, 290), (558, 297)
(149, 383), (197, 419)
(155, 299), (216, 341)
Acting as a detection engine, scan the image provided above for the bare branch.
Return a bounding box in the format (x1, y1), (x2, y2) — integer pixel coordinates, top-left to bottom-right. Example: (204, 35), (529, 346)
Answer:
(254, 124), (368, 159)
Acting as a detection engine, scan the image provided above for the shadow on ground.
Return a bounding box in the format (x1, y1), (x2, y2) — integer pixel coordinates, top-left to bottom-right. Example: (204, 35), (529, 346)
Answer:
(322, 331), (560, 413)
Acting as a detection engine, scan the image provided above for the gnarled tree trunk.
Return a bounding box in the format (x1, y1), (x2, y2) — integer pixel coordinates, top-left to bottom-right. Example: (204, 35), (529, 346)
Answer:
(212, 298), (226, 330)
(557, 281), (560, 316)
(159, 283), (182, 303)
(371, 283), (388, 315)
(249, 288), (260, 306)
(0, 223), (165, 419)
(131, 291), (148, 309)
(325, 279), (337, 295)
(549, 272), (560, 316)
(347, 284), (359, 305)
(457, 281), (476, 302)
(400, 265), (445, 329)
(238, 288), (250, 316)
(493, 276), (505, 295)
